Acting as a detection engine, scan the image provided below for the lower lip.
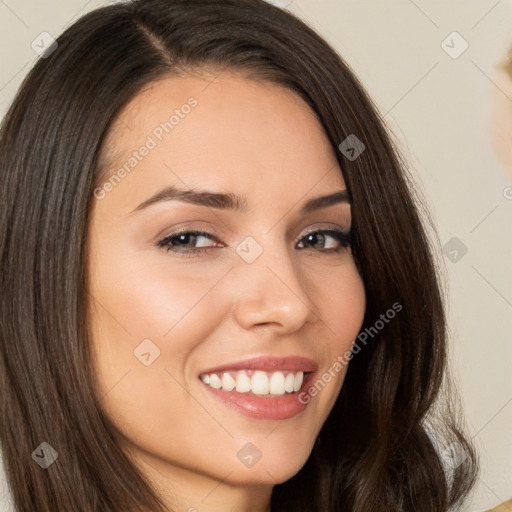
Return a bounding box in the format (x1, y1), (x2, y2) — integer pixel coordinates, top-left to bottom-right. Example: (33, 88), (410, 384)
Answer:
(200, 372), (316, 420)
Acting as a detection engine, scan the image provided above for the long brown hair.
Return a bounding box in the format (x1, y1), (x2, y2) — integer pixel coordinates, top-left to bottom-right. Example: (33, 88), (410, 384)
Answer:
(0, 0), (478, 510)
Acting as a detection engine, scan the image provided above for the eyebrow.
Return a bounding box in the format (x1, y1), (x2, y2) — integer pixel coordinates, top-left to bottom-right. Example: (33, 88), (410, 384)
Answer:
(129, 185), (350, 215)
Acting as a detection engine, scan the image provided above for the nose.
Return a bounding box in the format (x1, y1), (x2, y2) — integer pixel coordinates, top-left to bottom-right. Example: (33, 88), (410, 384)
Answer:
(231, 241), (318, 334)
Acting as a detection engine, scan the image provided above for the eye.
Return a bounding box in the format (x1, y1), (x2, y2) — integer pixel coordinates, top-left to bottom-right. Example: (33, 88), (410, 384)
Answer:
(296, 229), (351, 252)
(157, 230), (220, 256)
(156, 227), (352, 258)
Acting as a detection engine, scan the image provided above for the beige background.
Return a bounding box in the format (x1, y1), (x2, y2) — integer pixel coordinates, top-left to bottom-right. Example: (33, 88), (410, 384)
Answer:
(1, 0), (511, 510)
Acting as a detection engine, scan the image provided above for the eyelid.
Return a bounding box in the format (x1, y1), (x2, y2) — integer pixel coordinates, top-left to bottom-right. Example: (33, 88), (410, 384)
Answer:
(298, 226), (351, 238)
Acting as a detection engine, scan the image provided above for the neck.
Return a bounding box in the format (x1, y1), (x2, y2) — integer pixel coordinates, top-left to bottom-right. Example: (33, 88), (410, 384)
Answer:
(132, 451), (273, 512)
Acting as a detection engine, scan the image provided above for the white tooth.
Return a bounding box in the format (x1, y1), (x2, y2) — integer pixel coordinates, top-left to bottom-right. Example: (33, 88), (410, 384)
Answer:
(251, 371), (269, 395)
(269, 371), (286, 395)
(221, 372), (235, 391)
(293, 371), (304, 392)
(235, 371), (251, 393)
(201, 374), (210, 385)
(209, 373), (222, 389)
(284, 372), (295, 393)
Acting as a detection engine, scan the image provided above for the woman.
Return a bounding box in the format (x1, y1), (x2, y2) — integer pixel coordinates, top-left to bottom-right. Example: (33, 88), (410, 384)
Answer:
(492, 45), (512, 171)
(0, 0), (478, 510)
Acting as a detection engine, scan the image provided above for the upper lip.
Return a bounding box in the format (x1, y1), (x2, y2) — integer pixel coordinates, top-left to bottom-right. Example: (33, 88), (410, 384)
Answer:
(199, 355), (319, 375)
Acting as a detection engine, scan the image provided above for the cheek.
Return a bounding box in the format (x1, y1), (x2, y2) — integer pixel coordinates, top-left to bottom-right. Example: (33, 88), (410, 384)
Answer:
(307, 258), (366, 348)
(85, 236), (234, 417)
(88, 241), (232, 342)
(309, 259), (366, 393)
(86, 251), (235, 454)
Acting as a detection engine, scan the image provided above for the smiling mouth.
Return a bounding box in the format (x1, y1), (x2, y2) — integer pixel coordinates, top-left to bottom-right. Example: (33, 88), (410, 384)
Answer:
(199, 369), (306, 396)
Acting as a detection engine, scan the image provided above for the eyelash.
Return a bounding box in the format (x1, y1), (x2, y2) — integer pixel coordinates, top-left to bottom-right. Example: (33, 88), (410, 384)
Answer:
(156, 228), (352, 257)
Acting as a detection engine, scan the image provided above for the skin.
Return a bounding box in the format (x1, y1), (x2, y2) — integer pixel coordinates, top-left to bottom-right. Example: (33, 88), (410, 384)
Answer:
(491, 68), (512, 171)
(86, 71), (366, 512)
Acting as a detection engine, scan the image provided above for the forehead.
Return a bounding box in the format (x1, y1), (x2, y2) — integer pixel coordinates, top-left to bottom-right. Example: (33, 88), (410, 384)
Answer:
(96, 71), (346, 207)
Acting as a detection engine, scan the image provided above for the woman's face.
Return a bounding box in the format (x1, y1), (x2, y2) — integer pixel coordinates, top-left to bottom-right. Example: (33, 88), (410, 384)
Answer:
(86, 71), (366, 506)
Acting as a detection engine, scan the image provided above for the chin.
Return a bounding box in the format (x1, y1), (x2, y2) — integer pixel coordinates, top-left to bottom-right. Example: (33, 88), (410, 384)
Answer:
(226, 458), (310, 487)
(232, 443), (314, 486)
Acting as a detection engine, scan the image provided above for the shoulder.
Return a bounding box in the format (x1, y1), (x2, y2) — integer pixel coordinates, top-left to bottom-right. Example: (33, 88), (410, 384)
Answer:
(484, 499), (512, 511)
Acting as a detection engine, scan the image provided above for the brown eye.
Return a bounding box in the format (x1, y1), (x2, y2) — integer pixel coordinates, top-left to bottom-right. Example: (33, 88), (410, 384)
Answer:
(157, 230), (220, 256)
(297, 229), (351, 251)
